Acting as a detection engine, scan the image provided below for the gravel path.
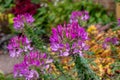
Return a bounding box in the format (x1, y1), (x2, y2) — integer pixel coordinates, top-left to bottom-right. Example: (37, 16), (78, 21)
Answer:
(0, 54), (23, 74)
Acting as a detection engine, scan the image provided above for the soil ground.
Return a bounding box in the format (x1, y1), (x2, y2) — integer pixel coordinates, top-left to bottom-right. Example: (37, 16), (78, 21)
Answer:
(0, 54), (23, 74)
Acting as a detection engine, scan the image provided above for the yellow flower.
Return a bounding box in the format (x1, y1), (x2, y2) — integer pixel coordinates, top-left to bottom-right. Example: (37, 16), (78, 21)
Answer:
(87, 25), (97, 33)
(8, 13), (14, 24)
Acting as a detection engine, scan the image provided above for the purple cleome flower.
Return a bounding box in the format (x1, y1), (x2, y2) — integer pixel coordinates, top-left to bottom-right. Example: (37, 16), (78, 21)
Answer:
(14, 62), (39, 80)
(105, 37), (119, 45)
(14, 51), (52, 80)
(81, 11), (90, 21)
(50, 22), (89, 56)
(70, 11), (90, 23)
(70, 11), (82, 23)
(103, 37), (119, 49)
(13, 13), (34, 30)
(24, 51), (47, 66)
(7, 35), (33, 57)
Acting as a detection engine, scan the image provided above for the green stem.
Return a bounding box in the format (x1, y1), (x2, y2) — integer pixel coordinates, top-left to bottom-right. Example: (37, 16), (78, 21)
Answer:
(74, 56), (99, 80)
(54, 60), (74, 80)
(24, 25), (46, 52)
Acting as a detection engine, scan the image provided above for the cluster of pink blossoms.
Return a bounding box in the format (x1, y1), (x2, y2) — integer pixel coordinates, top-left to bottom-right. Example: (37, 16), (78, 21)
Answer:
(70, 11), (90, 23)
(103, 37), (119, 49)
(50, 22), (89, 56)
(7, 35), (33, 57)
(14, 51), (52, 80)
(7, 13), (53, 80)
(14, 62), (39, 80)
(13, 13), (34, 30)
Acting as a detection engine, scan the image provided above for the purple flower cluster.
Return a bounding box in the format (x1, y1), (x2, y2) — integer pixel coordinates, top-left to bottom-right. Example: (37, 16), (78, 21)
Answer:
(13, 13), (34, 30)
(24, 51), (47, 66)
(103, 37), (119, 49)
(14, 51), (52, 80)
(7, 35), (33, 57)
(70, 11), (90, 23)
(14, 62), (39, 80)
(105, 37), (119, 45)
(50, 22), (89, 56)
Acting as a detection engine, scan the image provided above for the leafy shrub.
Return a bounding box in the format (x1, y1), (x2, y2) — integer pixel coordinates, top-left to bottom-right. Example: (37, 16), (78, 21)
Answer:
(0, 0), (13, 12)
(34, 0), (115, 36)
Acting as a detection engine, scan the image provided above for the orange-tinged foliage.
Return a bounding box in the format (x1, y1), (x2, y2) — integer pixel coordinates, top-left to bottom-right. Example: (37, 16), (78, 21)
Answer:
(87, 25), (120, 79)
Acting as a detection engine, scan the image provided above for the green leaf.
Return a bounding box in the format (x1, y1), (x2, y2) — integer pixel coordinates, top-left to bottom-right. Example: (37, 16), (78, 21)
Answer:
(74, 56), (99, 80)
(4, 0), (12, 7)
(86, 51), (95, 55)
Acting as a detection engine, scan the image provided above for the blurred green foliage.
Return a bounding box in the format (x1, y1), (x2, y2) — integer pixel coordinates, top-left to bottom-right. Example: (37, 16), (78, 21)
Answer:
(111, 60), (120, 80)
(115, 0), (120, 2)
(0, 73), (5, 80)
(0, 0), (13, 12)
(0, 73), (26, 80)
(34, 0), (115, 36)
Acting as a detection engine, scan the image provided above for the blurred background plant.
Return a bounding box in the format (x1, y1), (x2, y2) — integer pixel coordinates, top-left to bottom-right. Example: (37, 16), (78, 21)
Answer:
(115, 0), (120, 2)
(0, 0), (116, 42)
(33, 0), (115, 38)
(0, 73), (20, 80)
(0, 0), (13, 12)
(11, 0), (40, 16)
(0, 0), (14, 54)
(0, 13), (14, 54)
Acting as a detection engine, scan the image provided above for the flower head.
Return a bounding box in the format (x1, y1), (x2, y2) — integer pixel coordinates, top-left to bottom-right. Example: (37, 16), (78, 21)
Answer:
(50, 22), (89, 56)
(70, 11), (89, 23)
(7, 35), (33, 57)
(70, 11), (82, 23)
(24, 51), (47, 66)
(105, 37), (119, 45)
(13, 13), (34, 30)
(87, 25), (97, 34)
(103, 37), (119, 49)
(13, 51), (52, 80)
(14, 62), (39, 80)
(81, 11), (90, 21)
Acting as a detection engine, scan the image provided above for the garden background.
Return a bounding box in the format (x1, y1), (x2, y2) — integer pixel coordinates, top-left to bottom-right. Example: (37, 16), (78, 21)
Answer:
(0, 0), (120, 80)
